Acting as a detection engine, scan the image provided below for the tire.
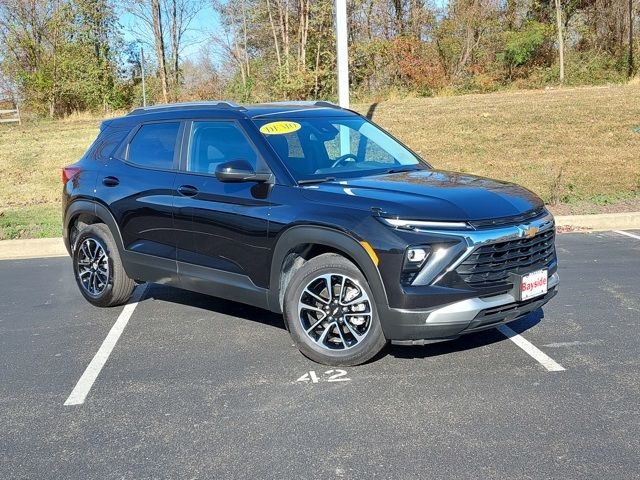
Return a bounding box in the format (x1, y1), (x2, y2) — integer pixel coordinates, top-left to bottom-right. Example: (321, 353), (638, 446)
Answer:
(72, 223), (136, 307)
(283, 253), (387, 366)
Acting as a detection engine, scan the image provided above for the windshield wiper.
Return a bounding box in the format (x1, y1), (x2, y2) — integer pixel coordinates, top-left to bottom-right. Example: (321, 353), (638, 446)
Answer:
(297, 176), (337, 185)
(385, 166), (421, 174)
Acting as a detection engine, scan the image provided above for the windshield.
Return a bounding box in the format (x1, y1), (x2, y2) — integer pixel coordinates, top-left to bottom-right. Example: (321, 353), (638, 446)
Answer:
(254, 116), (425, 182)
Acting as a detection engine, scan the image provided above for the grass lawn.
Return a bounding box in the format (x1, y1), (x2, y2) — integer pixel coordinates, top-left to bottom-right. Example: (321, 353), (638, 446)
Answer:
(1, 84), (639, 239)
(0, 116), (99, 239)
(0, 204), (62, 240)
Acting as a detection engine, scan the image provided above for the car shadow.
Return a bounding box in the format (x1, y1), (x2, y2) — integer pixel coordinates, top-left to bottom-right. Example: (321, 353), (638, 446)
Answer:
(386, 308), (545, 360)
(140, 283), (546, 361)
(142, 283), (287, 331)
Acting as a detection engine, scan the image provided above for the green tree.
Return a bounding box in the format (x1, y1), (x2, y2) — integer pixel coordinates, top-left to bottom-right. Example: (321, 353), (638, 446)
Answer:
(501, 21), (551, 78)
(0, 0), (127, 116)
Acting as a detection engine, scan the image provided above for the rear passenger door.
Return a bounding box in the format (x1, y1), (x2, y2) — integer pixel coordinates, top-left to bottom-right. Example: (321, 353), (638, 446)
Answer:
(173, 119), (272, 295)
(99, 120), (183, 280)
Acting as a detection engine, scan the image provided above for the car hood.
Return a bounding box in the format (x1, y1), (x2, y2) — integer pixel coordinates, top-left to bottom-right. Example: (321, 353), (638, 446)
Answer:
(301, 169), (544, 221)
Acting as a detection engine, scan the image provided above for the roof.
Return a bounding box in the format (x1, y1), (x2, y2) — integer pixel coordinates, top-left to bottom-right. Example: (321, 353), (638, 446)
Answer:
(125, 100), (356, 121)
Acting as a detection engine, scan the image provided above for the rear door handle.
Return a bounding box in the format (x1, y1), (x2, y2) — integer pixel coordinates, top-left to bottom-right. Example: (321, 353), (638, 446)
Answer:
(102, 176), (119, 187)
(177, 185), (199, 197)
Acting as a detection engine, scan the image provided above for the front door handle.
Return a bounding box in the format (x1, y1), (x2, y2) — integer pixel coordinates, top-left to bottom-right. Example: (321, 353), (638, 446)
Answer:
(177, 185), (199, 197)
(102, 176), (119, 187)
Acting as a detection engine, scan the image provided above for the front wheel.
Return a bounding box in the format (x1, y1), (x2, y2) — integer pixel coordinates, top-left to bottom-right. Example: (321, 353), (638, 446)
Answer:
(283, 253), (387, 366)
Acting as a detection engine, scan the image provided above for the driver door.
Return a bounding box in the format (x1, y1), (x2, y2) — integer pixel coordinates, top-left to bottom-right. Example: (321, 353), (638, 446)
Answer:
(173, 120), (273, 295)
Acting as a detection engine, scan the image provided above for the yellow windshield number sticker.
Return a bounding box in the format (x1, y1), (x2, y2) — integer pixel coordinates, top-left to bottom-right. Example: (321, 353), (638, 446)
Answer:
(259, 121), (301, 135)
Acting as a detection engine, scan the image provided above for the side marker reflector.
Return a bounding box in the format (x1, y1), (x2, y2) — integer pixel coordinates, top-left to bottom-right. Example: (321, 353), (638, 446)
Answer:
(360, 241), (379, 266)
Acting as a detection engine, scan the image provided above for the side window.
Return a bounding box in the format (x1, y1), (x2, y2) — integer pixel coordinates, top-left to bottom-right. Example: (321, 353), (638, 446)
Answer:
(127, 122), (180, 169)
(187, 121), (258, 174)
(92, 124), (130, 161)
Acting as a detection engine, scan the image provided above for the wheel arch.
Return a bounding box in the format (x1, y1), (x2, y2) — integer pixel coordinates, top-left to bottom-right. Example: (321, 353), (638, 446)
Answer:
(268, 225), (388, 314)
(64, 200), (125, 256)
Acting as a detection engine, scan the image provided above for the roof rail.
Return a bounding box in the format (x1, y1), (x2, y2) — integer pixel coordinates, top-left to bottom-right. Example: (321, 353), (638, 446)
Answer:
(128, 100), (246, 116)
(263, 100), (342, 109)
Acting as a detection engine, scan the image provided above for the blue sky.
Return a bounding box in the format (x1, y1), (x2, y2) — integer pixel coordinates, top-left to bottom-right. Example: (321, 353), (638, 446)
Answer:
(119, 4), (221, 63)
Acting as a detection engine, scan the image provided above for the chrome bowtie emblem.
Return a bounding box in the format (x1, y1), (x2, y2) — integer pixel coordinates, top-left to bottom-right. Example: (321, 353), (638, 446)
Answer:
(520, 225), (539, 238)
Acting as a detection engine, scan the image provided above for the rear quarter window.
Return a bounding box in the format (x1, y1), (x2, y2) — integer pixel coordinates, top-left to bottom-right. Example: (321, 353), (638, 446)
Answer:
(127, 122), (181, 170)
(89, 124), (131, 161)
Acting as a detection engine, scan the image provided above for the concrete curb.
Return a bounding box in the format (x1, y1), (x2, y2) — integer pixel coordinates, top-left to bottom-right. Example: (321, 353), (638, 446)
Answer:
(554, 212), (640, 231)
(0, 237), (67, 260)
(0, 212), (639, 260)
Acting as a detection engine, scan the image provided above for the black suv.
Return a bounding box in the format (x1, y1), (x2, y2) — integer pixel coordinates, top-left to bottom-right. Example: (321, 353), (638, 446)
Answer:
(62, 101), (558, 366)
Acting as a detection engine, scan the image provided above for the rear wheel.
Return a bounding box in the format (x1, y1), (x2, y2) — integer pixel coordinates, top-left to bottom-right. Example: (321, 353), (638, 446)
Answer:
(284, 253), (387, 366)
(72, 223), (135, 307)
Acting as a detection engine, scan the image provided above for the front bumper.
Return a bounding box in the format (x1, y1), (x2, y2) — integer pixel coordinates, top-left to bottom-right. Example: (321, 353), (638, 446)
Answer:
(380, 272), (559, 343)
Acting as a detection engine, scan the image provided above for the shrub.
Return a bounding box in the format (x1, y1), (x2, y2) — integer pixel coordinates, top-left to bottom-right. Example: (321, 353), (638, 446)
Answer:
(499, 21), (552, 78)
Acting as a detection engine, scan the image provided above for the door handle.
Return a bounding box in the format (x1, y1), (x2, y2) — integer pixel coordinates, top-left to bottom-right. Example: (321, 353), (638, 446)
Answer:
(177, 185), (199, 197)
(102, 176), (119, 187)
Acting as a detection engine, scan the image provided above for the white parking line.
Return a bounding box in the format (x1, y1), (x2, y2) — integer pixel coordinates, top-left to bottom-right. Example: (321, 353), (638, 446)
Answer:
(64, 284), (147, 406)
(614, 230), (640, 241)
(497, 324), (566, 372)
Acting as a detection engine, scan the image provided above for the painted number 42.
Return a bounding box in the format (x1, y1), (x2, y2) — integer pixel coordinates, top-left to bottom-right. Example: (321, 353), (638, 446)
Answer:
(296, 369), (350, 384)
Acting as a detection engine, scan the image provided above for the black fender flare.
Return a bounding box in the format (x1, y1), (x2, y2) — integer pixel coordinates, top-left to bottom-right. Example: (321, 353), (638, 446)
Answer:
(63, 200), (126, 256)
(267, 225), (389, 314)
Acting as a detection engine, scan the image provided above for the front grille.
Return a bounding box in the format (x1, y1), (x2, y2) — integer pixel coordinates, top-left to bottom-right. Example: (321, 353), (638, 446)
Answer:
(455, 228), (556, 289)
(468, 207), (546, 229)
(400, 271), (418, 285)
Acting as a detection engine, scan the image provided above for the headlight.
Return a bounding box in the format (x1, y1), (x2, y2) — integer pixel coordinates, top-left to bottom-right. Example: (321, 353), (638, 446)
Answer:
(377, 216), (471, 286)
(379, 217), (472, 231)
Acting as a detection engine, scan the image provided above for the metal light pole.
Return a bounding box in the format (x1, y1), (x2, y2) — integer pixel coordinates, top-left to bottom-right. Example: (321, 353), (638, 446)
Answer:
(140, 46), (147, 107)
(335, 0), (350, 155)
(335, 0), (349, 109)
(629, 0), (634, 78)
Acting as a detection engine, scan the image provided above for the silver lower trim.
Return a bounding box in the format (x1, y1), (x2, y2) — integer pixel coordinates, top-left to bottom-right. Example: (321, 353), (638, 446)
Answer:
(425, 272), (559, 325)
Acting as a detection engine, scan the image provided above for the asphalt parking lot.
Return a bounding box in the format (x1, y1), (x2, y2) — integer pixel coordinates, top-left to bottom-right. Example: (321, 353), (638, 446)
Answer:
(1, 231), (639, 479)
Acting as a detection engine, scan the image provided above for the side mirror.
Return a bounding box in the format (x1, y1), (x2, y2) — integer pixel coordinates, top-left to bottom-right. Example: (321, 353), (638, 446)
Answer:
(215, 159), (272, 183)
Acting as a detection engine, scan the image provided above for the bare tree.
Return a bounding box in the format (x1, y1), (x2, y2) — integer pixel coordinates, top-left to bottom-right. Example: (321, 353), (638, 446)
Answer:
(169, 0), (179, 88)
(240, 0), (250, 78)
(124, 0), (169, 103)
(277, 0), (291, 77)
(151, 0), (169, 102)
(180, 46), (223, 99)
(211, 0), (251, 91)
(297, 0), (310, 70)
(266, 0), (282, 70)
(454, 0), (486, 78)
(166, 0), (205, 94)
(392, 0), (404, 34)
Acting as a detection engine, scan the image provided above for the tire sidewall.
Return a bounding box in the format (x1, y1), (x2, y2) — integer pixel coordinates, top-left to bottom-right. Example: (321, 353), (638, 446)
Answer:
(72, 225), (117, 307)
(284, 254), (386, 366)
